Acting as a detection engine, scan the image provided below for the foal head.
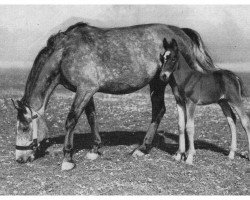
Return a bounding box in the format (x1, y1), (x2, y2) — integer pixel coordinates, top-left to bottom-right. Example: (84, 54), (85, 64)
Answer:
(160, 38), (179, 82)
(12, 99), (48, 163)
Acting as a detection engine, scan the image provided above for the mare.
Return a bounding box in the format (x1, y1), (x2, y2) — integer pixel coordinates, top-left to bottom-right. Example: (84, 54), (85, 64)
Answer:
(159, 38), (250, 164)
(12, 23), (216, 170)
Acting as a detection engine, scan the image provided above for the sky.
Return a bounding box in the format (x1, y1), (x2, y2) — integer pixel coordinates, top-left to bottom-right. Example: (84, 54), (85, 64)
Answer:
(0, 4), (250, 66)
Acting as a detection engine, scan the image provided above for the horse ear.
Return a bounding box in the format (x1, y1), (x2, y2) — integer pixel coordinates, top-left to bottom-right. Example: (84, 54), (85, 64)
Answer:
(159, 53), (164, 63)
(171, 39), (178, 52)
(163, 38), (169, 49)
(11, 99), (19, 110)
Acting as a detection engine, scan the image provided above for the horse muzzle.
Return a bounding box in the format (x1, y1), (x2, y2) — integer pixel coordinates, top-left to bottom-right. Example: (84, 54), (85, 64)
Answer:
(16, 149), (35, 163)
(15, 140), (38, 163)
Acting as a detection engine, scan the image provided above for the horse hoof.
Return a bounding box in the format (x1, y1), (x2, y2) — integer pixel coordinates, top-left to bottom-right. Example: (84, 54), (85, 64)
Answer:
(228, 151), (235, 160)
(61, 161), (75, 171)
(85, 152), (99, 160)
(173, 153), (181, 161)
(185, 158), (193, 165)
(132, 149), (145, 157)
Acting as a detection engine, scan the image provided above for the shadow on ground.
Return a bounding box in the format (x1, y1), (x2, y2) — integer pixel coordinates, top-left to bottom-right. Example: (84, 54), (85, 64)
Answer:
(40, 130), (233, 158)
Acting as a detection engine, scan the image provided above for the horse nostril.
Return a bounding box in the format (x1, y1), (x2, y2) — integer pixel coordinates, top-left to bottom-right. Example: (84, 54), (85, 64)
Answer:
(16, 158), (24, 164)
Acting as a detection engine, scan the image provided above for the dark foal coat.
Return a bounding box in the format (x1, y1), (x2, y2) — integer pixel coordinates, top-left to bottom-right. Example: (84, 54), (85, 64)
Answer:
(168, 53), (246, 105)
(160, 38), (250, 163)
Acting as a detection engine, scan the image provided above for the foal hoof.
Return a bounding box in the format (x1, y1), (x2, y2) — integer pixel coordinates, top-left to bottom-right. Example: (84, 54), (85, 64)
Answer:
(185, 157), (194, 165)
(173, 153), (182, 161)
(85, 152), (99, 160)
(61, 161), (75, 171)
(132, 149), (145, 157)
(228, 151), (235, 160)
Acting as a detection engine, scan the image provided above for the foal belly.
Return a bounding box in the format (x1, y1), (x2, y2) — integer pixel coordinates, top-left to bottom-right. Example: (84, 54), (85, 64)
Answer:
(190, 81), (222, 105)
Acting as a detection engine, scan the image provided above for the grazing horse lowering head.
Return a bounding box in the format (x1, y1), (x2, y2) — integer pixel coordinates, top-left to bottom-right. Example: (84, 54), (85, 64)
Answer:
(11, 99), (48, 163)
(160, 38), (179, 82)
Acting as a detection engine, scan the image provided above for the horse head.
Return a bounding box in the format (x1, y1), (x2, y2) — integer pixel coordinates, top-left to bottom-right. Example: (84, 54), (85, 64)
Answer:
(160, 38), (179, 82)
(11, 99), (48, 163)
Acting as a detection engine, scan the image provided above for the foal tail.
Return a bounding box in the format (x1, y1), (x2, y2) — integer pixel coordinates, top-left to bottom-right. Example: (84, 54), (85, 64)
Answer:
(235, 74), (248, 98)
(222, 70), (248, 98)
(182, 28), (216, 72)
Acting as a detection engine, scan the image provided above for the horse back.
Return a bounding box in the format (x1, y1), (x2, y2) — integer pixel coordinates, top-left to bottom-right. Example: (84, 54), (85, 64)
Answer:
(59, 24), (195, 93)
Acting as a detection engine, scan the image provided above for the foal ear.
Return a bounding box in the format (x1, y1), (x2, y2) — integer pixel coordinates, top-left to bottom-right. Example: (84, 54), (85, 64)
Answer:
(163, 38), (169, 50)
(171, 39), (178, 52)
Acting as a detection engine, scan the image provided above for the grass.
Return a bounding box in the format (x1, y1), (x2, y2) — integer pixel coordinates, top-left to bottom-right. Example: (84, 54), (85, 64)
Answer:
(0, 68), (249, 195)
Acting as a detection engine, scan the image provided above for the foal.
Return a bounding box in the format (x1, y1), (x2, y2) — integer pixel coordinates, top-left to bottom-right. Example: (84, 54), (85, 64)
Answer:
(160, 38), (250, 164)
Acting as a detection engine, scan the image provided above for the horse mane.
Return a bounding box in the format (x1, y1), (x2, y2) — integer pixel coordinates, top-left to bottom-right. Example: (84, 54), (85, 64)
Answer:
(45, 22), (88, 50)
(65, 22), (88, 33)
(22, 22), (89, 105)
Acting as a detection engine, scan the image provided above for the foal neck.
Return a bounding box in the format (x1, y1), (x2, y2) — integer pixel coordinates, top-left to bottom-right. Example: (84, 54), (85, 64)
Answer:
(172, 52), (194, 85)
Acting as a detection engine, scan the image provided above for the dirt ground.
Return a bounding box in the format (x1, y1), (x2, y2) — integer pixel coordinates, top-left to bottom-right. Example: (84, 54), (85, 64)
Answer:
(0, 69), (249, 195)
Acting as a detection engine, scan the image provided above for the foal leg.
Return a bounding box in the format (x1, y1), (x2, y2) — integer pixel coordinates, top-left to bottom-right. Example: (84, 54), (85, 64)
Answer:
(62, 85), (98, 171)
(173, 102), (186, 161)
(185, 101), (196, 165)
(85, 97), (101, 160)
(133, 79), (166, 156)
(231, 103), (250, 160)
(218, 100), (237, 159)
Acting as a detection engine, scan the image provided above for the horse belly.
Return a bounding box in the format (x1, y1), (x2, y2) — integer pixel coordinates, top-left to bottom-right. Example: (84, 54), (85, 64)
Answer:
(98, 63), (157, 94)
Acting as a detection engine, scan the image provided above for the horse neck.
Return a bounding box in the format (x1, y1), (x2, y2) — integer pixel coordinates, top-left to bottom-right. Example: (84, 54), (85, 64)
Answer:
(22, 50), (62, 115)
(172, 52), (195, 86)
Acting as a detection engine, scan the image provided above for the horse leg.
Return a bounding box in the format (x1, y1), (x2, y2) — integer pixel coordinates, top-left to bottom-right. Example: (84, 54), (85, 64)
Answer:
(85, 97), (101, 160)
(133, 79), (166, 156)
(173, 102), (186, 161)
(231, 103), (250, 160)
(62, 85), (98, 171)
(185, 101), (196, 165)
(218, 100), (237, 159)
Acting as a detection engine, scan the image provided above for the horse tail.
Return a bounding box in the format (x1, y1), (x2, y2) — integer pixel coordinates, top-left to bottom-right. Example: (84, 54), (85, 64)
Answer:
(235, 74), (248, 98)
(182, 28), (216, 72)
(221, 70), (248, 98)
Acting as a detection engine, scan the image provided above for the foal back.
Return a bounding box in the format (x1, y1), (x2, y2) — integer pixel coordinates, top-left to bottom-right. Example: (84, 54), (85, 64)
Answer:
(187, 70), (245, 105)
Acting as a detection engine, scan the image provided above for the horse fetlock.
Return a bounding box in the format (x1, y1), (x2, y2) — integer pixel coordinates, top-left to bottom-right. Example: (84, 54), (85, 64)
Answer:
(187, 149), (196, 156)
(63, 146), (74, 156)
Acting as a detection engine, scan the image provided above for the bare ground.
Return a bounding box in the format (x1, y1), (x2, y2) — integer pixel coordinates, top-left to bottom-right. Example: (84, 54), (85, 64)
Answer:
(0, 69), (249, 195)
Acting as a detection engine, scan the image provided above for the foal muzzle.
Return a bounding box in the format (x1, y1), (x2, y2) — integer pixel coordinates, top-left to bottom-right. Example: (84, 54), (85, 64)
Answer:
(160, 71), (171, 82)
